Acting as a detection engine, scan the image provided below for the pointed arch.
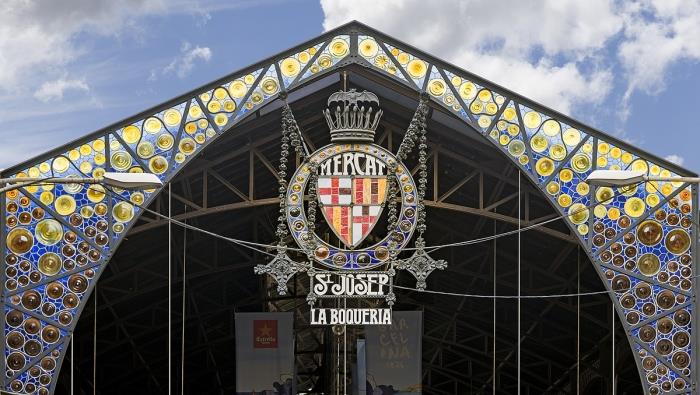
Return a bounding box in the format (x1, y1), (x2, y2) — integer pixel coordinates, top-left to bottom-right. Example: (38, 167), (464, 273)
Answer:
(1, 21), (695, 394)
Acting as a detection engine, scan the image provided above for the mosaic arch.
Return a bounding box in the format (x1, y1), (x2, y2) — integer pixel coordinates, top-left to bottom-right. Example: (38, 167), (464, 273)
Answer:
(1, 21), (696, 394)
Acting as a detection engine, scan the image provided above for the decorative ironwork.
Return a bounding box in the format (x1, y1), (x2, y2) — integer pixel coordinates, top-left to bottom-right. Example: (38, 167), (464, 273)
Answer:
(0, 22), (695, 394)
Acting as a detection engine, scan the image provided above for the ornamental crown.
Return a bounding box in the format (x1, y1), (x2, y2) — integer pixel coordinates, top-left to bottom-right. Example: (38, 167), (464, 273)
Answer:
(323, 89), (382, 142)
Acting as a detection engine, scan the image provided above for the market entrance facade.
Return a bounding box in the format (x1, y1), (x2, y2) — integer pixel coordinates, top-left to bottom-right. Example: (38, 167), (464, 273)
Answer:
(1, 22), (696, 394)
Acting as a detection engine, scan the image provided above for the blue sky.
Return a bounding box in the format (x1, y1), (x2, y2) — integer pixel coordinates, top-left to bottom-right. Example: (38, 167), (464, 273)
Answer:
(1, 0), (699, 173)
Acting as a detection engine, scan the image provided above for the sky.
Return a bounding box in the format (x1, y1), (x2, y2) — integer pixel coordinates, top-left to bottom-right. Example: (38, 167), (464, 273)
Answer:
(1, 0), (699, 173)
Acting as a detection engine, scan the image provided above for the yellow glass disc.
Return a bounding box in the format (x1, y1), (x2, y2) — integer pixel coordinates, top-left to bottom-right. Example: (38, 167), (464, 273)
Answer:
(535, 157), (555, 177)
(597, 156), (608, 168)
(568, 203), (589, 224)
(646, 193), (660, 207)
(28, 167), (40, 178)
(298, 51), (310, 63)
(94, 153), (105, 166)
(503, 107), (516, 121)
(144, 117), (162, 134)
(52, 157), (70, 173)
(661, 183), (673, 196)
(228, 81), (247, 99)
(54, 195), (76, 216)
(646, 181), (659, 194)
(121, 125), (141, 145)
(559, 169), (573, 182)
(594, 205), (607, 218)
(38, 252), (61, 275)
(251, 91), (263, 104)
(546, 181), (560, 195)
(407, 59), (427, 79)
(618, 183), (637, 197)
(207, 100), (221, 113)
(68, 149), (80, 161)
(318, 54), (332, 68)
(110, 151), (132, 171)
(562, 128), (581, 146)
(631, 159), (648, 173)
(80, 206), (94, 218)
(35, 219), (63, 246)
(93, 139), (105, 152)
(610, 147), (622, 159)
(477, 89), (492, 102)
(87, 184), (106, 203)
(223, 100), (235, 112)
(621, 152), (633, 164)
(359, 38), (378, 58)
(261, 77), (279, 95)
(558, 193), (572, 208)
(194, 133), (206, 144)
(571, 153), (591, 173)
(607, 207), (620, 220)
(39, 163), (50, 173)
(428, 79), (446, 96)
(549, 144), (566, 161)
(79, 144), (92, 156)
(179, 138), (196, 155)
(542, 119), (560, 136)
(213, 87), (228, 100)
(518, 155), (529, 165)
(149, 156), (169, 174)
(130, 192), (145, 206)
(79, 161), (92, 174)
(470, 101), (483, 113)
(113, 201), (135, 223)
(523, 111), (541, 129)
(624, 197), (645, 217)
(485, 103), (498, 115)
(507, 124), (520, 136)
(244, 74), (255, 84)
(330, 39), (349, 57)
(281, 57), (301, 77)
(174, 152), (186, 163)
(397, 52), (410, 64)
(156, 134), (174, 150)
(478, 116), (491, 129)
(163, 109), (181, 127)
(576, 182), (590, 196)
(598, 142), (610, 155)
(189, 105), (202, 118)
(215, 113), (228, 126)
(530, 135), (548, 153)
(459, 82), (476, 100)
(507, 140), (525, 157)
(595, 187), (614, 203)
(185, 122), (197, 134)
(137, 142), (155, 159)
(40, 191), (54, 205)
(499, 134), (510, 146)
(577, 224), (589, 235)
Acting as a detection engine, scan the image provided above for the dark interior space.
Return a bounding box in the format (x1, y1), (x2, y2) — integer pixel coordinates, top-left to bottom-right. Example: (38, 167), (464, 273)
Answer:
(57, 66), (642, 394)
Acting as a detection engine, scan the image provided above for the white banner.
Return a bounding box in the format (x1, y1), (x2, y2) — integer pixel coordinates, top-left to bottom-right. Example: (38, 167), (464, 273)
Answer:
(235, 312), (295, 395)
(364, 311), (422, 395)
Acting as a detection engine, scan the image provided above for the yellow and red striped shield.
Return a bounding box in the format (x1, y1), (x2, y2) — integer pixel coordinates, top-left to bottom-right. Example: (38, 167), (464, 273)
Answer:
(318, 176), (387, 248)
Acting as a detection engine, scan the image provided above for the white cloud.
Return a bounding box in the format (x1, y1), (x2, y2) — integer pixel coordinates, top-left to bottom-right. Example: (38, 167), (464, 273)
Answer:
(321, 0), (700, 117)
(163, 42), (212, 79)
(664, 154), (685, 166)
(0, 0), (166, 93)
(321, 0), (620, 114)
(34, 78), (90, 102)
